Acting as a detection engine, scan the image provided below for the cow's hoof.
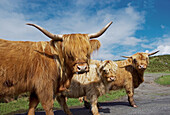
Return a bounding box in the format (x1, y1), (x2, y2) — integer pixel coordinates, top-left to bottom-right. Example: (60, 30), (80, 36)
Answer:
(133, 104), (138, 108)
(97, 103), (102, 109)
(84, 101), (91, 109)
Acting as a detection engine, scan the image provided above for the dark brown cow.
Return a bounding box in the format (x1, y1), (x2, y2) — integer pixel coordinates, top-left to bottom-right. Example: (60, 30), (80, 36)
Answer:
(0, 22), (112, 115)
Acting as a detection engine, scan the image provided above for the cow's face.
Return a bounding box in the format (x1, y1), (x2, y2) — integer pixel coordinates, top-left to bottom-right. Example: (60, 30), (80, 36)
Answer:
(122, 51), (159, 72)
(26, 22), (112, 74)
(98, 60), (117, 82)
(62, 34), (101, 73)
(131, 53), (149, 71)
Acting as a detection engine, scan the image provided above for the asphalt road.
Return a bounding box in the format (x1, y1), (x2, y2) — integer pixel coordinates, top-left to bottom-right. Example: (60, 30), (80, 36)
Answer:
(15, 73), (170, 115)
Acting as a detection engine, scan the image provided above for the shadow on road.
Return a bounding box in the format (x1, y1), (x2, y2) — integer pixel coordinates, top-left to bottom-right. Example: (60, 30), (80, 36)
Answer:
(14, 101), (131, 115)
(99, 101), (130, 107)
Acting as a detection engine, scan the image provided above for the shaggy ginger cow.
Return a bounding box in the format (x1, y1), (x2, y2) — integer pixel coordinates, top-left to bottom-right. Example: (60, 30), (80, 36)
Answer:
(56, 60), (117, 115)
(82, 51), (159, 110)
(111, 51), (159, 107)
(0, 22), (112, 115)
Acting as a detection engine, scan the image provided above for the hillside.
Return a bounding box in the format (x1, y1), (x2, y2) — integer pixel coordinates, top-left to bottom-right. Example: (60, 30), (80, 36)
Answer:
(146, 55), (170, 72)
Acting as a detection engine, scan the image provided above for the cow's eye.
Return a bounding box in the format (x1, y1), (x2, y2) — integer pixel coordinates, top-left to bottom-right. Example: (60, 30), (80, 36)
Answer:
(103, 70), (108, 74)
(86, 54), (90, 59)
(133, 59), (137, 64)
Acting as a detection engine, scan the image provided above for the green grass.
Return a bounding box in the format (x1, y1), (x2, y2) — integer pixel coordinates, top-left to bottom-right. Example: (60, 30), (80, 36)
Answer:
(155, 75), (170, 85)
(0, 89), (125, 115)
(98, 89), (125, 102)
(0, 98), (29, 115)
(146, 55), (170, 73)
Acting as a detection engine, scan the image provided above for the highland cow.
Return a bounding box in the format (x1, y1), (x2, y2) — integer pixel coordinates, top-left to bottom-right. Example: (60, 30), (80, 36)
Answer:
(0, 22), (112, 115)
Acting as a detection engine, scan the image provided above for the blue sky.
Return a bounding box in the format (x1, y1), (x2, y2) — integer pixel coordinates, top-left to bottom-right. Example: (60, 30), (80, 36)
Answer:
(0, 0), (170, 60)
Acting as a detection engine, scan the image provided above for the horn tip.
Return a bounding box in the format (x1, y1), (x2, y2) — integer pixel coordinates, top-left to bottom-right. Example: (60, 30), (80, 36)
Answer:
(26, 23), (33, 26)
(108, 21), (113, 26)
(121, 56), (131, 58)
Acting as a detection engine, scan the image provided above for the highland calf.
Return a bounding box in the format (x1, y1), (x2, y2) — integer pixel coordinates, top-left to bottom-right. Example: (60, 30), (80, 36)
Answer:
(56, 60), (117, 115)
(0, 22), (112, 115)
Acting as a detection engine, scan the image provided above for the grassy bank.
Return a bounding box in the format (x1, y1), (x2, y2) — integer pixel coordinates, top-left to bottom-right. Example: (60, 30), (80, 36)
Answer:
(146, 55), (170, 73)
(155, 75), (170, 85)
(0, 89), (125, 115)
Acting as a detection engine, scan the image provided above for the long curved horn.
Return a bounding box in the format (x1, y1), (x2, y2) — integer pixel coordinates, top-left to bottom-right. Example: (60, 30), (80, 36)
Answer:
(88, 21), (113, 39)
(148, 50), (159, 56)
(26, 23), (63, 41)
(121, 56), (132, 58)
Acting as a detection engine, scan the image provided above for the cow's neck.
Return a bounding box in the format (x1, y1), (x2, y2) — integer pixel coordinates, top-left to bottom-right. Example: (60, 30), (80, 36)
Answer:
(34, 41), (74, 93)
(121, 59), (144, 88)
(57, 61), (74, 93)
(122, 59), (145, 78)
(98, 72), (111, 94)
(131, 66), (145, 88)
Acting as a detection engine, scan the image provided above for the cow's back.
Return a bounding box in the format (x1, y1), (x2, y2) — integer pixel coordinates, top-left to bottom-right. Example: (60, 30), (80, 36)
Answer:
(110, 60), (132, 90)
(0, 39), (59, 96)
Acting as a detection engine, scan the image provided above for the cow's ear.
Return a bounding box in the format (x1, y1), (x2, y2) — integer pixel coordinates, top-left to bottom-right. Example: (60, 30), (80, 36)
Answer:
(89, 40), (101, 53)
(50, 40), (56, 48)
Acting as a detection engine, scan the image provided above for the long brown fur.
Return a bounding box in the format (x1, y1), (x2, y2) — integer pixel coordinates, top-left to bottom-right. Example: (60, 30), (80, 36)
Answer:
(0, 33), (100, 115)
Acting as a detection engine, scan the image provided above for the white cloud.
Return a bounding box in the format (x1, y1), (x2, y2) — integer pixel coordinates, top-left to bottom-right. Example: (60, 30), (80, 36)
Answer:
(145, 50), (149, 53)
(98, 4), (145, 46)
(0, 0), (48, 41)
(95, 4), (145, 60)
(144, 35), (170, 55)
(0, 0), (145, 60)
(156, 45), (170, 55)
(92, 50), (116, 60)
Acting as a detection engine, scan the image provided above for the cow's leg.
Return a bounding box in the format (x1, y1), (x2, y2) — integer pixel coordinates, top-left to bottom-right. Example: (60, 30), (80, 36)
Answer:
(39, 96), (54, 115)
(90, 95), (100, 115)
(39, 97), (54, 115)
(28, 92), (39, 115)
(83, 96), (91, 109)
(37, 87), (54, 115)
(56, 95), (72, 115)
(125, 84), (137, 108)
(83, 96), (101, 109)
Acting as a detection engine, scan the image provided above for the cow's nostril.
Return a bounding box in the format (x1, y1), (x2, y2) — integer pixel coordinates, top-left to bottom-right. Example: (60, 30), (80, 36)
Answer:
(77, 66), (81, 71)
(76, 64), (88, 72)
(140, 65), (144, 68)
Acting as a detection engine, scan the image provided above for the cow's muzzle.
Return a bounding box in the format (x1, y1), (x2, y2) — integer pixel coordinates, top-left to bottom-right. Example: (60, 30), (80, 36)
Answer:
(107, 76), (116, 82)
(74, 63), (89, 73)
(138, 65), (146, 70)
